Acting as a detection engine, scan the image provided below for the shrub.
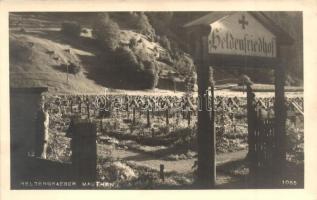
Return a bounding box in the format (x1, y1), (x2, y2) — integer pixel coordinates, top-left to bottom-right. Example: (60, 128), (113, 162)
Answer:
(159, 35), (171, 51)
(114, 47), (139, 73)
(92, 13), (120, 51)
(112, 47), (140, 86)
(141, 60), (159, 89)
(134, 13), (155, 38)
(112, 47), (158, 89)
(61, 21), (81, 37)
(67, 62), (81, 74)
(129, 37), (137, 49)
(157, 53), (173, 65)
(134, 46), (152, 63)
(174, 55), (197, 92)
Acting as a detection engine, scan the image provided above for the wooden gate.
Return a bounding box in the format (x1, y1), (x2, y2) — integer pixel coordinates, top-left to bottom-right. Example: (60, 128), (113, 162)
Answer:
(247, 85), (277, 187)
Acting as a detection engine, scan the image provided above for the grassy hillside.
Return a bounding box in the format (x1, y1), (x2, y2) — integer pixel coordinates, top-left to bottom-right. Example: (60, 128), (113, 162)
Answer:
(9, 13), (182, 93)
(10, 33), (105, 93)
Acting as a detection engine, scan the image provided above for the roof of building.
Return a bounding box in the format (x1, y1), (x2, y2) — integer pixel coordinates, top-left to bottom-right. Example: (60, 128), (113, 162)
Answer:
(183, 11), (294, 45)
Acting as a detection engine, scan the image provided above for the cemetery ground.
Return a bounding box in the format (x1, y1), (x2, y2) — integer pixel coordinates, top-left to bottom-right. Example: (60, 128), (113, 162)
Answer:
(9, 13), (304, 189)
(43, 94), (304, 189)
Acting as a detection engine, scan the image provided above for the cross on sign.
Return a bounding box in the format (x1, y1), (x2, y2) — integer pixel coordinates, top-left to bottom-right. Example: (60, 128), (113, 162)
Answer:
(238, 15), (248, 29)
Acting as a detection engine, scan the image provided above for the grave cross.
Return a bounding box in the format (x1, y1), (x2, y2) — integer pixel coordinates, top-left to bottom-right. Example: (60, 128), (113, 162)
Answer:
(238, 15), (248, 29)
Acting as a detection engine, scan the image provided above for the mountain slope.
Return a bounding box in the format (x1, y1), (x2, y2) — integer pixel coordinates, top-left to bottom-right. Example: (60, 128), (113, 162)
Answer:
(9, 12), (303, 94)
(9, 18), (178, 93)
(10, 32), (105, 93)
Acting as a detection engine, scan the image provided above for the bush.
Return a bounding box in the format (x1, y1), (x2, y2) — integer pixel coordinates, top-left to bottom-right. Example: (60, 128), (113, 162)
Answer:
(159, 35), (171, 51)
(112, 47), (158, 89)
(92, 13), (120, 51)
(67, 62), (81, 74)
(98, 161), (136, 182)
(134, 13), (155, 39)
(61, 21), (81, 37)
(141, 60), (159, 89)
(129, 37), (137, 49)
(114, 47), (139, 72)
(112, 47), (141, 86)
(174, 55), (197, 92)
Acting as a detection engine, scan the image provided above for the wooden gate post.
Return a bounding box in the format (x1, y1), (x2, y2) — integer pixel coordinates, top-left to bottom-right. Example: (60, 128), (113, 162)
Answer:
(71, 120), (97, 185)
(274, 62), (287, 185)
(209, 73), (216, 186)
(191, 25), (215, 188)
(247, 85), (256, 157)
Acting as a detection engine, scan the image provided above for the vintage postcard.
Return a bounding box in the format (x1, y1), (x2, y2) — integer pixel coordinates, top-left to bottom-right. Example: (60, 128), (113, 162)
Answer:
(0, 0), (316, 200)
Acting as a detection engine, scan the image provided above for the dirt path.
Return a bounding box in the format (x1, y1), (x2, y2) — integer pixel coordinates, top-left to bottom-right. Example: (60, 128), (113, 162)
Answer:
(98, 144), (247, 174)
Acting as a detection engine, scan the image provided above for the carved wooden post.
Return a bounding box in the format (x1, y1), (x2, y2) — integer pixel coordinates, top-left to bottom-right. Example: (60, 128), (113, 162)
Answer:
(247, 85), (256, 157)
(274, 60), (287, 185)
(191, 25), (215, 188)
(209, 68), (216, 186)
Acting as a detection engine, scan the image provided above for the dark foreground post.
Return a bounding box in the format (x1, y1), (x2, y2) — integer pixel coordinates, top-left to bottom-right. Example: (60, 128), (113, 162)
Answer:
(209, 72), (216, 186)
(71, 120), (97, 185)
(192, 25), (215, 188)
(274, 62), (287, 186)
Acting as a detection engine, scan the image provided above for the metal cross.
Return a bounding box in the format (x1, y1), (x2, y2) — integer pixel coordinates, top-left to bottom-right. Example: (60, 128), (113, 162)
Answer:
(238, 15), (248, 29)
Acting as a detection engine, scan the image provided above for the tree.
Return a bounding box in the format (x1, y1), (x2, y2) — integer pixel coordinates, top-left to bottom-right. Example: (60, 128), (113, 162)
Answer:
(141, 60), (159, 89)
(174, 55), (197, 91)
(185, 70), (197, 92)
(159, 35), (171, 51)
(114, 47), (139, 76)
(129, 37), (137, 49)
(135, 13), (155, 38)
(92, 13), (120, 51)
(112, 47), (158, 89)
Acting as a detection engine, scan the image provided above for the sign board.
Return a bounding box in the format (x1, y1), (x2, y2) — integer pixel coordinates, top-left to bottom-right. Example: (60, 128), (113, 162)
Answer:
(208, 12), (277, 58)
